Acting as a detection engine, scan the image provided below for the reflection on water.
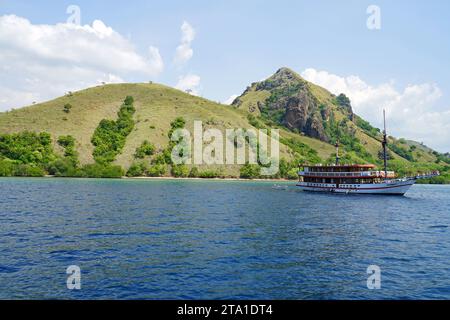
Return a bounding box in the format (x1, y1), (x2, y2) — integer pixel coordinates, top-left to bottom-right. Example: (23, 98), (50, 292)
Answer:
(0, 178), (449, 299)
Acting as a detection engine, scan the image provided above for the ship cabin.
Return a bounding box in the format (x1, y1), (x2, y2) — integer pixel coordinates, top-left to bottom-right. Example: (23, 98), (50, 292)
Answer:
(298, 164), (396, 186)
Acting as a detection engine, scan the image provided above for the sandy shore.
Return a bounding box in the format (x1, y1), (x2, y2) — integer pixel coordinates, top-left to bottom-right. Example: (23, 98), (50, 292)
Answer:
(27, 175), (296, 182)
(124, 176), (295, 183)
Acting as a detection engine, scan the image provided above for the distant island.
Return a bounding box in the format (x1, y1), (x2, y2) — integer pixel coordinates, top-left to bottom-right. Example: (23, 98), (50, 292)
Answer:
(0, 68), (449, 184)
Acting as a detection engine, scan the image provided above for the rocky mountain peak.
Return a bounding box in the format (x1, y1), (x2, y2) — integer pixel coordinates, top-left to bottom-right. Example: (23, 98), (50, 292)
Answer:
(233, 67), (355, 142)
(273, 67), (300, 79)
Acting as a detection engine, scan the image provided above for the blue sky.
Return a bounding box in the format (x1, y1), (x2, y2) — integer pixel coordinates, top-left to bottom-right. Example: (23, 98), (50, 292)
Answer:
(1, 0), (449, 151)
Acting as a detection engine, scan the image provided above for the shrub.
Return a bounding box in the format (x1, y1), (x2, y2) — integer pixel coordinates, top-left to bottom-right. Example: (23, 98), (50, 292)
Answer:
(279, 158), (299, 179)
(124, 96), (134, 106)
(287, 168), (299, 180)
(79, 163), (124, 178)
(134, 140), (155, 159)
(126, 162), (148, 177)
(57, 135), (74, 148)
(147, 164), (167, 177)
(63, 103), (72, 113)
(170, 117), (186, 130)
(57, 135), (78, 165)
(280, 137), (321, 164)
(13, 164), (45, 177)
(355, 116), (380, 138)
(247, 114), (263, 129)
(388, 143), (414, 162)
(47, 158), (78, 177)
(0, 131), (56, 166)
(0, 159), (14, 176)
(152, 153), (167, 165)
(240, 163), (261, 179)
(189, 167), (199, 177)
(171, 164), (189, 177)
(91, 96), (136, 163)
(167, 117), (186, 139)
(335, 94), (353, 114)
(198, 170), (221, 178)
(158, 116), (187, 166)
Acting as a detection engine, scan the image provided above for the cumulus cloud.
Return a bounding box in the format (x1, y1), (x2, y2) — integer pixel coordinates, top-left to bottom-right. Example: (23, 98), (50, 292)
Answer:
(223, 94), (239, 105)
(174, 21), (195, 65)
(175, 74), (201, 96)
(301, 68), (450, 152)
(0, 15), (164, 110)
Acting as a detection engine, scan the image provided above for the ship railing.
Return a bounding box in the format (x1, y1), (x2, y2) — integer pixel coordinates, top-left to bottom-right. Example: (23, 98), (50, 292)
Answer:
(414, 171), (440, 180)
(298, 171), (395, 178)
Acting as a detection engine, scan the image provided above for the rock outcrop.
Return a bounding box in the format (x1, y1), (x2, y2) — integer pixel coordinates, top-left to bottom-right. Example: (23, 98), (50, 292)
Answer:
(233, 67), (332, 141)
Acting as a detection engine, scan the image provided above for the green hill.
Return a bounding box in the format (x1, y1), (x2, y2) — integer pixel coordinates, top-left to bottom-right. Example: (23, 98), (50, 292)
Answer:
(0, 68), (448, 182)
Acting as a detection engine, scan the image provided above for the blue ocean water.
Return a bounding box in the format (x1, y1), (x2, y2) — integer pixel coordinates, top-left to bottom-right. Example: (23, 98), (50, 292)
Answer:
(0, 178), (449, 299)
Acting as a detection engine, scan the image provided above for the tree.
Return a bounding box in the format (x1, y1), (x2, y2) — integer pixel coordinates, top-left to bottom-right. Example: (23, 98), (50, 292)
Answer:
(91, 96), (136, 163)
(336, 93), (351, 110)
(147, 164), (167, 177)
(63, 103), (73, 113)
(134, 140), (155, 159)
(189, 167), (199, 177)
(126, 162), (148, 177)
(171, 164), (189, 177)
(124, 96), (134, 105)
(240, 163), (261, 179)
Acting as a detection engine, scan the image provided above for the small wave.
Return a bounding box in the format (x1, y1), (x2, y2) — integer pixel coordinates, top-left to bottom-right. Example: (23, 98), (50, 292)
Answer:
(429, 225), (448, 229)
(272, 184), (289, 190)
(381, 256), (411, 263)
(0, 265), (20, 273)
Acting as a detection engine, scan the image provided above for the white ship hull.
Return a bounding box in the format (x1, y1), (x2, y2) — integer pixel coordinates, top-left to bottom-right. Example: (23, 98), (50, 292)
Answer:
(296, 178), (416, 195)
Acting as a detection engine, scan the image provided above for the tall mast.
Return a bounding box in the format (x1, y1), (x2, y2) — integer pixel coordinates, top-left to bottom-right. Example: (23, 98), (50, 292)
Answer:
(335, 140), (340, 165)
(382, 109), (388, 179)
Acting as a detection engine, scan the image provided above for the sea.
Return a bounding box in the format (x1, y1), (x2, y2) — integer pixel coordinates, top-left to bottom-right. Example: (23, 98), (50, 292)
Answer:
(0, 178), (449, 299)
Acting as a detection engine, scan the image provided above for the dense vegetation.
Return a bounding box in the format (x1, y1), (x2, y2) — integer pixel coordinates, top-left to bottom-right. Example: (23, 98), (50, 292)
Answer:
(57, 135), (78, 166)
(2, 124), (444, 181)
(91, 96), (136, 163)
(354, 115), (381, 138)
(0, 78), (448, 183)
(126, 117), (226, 179)
(0, 131), (124, 178)
(126, 117), (184, 178)
(388, 143), (415, 162)
(279, 137), (321, 164)
(0, 132), (54, 177)
(322, 114), (376, 164)
(134, 140), (155, 159)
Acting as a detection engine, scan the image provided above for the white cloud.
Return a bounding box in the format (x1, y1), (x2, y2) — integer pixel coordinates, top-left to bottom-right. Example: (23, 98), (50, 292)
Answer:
(301, 68), (450, 152)
(175, 74), (201, 96)
(148, 46), (164, 75)
(223, 94), (239, 105)
(174, 21), (195, 65)
(0, 15), (164, 110)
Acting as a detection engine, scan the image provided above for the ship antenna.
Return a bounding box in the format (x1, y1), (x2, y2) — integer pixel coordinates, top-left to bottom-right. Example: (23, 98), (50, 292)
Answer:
(335, 140), (340, 165)
(382, 109), (388, 179)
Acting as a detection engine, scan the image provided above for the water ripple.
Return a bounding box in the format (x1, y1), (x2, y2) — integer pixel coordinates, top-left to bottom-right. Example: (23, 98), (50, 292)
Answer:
(0, 178), (449, 299)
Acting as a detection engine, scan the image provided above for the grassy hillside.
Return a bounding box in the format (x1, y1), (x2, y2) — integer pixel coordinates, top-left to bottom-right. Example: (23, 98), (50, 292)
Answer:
(0, 83), (322, 177)
(233, 68), (448, 163)
(0, 71), (448, 182)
